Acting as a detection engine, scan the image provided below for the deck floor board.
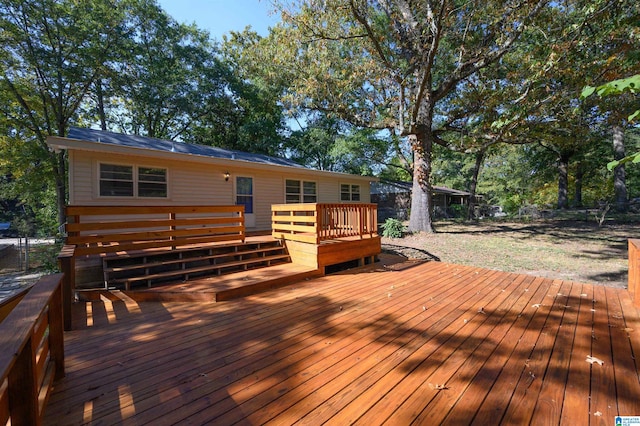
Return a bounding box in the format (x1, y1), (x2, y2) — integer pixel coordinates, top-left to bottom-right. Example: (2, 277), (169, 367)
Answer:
(43, 260), (640, 425)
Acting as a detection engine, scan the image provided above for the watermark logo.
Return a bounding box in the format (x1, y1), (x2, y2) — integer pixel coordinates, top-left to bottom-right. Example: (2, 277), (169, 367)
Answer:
(616, 416), (640, 426)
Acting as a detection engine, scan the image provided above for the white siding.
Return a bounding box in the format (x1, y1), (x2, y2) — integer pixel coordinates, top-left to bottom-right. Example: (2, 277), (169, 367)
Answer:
(69, 150), (372, 230)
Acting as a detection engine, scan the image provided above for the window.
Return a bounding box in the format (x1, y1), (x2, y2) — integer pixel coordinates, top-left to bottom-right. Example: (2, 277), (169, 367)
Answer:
(138, 167), (167, 197)
(99, 163), (167, 198)
(236, 176), (253, 214)
(286, 179), (317, 203)
(100, 164), (133, 197)
(341, 184), (361, 201)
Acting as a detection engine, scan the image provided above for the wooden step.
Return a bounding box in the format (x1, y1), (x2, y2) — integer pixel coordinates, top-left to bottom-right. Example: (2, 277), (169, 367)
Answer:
(117, 263), (323, 302)
(101, 239), (283, 261)
(104, 246), (287, 274)
(111, 254), (292, 290)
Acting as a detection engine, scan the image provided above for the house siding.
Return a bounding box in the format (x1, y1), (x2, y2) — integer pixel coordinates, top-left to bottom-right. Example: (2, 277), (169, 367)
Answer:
(69, 150), (372, 230)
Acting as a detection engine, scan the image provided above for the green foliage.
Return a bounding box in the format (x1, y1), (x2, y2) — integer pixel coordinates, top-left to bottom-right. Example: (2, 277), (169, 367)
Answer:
(582, 74), (640, 171)
(381, 218), (406, 239)
(448, 204), (467, 218)
(31, 241), (64, 273)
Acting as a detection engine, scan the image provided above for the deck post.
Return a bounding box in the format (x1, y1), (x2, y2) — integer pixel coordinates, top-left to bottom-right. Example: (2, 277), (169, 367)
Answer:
(7, 336), (38, 426)
(49, 283), (65, 380)
(314, 204), (321, 244)
(58, 248), (75, 331)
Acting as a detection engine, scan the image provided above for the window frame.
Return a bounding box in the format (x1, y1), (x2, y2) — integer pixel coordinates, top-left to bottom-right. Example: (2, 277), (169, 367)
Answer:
(285, 179), (317, 204)
(340, 183), (361, 202)
(235, 175), (254, 214)
(98, 162), (168, 199)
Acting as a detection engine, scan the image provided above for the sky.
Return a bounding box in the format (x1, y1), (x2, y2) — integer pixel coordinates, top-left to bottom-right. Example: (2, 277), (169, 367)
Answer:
(157, 0), (281, 40)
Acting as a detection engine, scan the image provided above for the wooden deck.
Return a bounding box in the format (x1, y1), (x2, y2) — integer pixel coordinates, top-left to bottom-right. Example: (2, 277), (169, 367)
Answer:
(43, 257), (640, 425)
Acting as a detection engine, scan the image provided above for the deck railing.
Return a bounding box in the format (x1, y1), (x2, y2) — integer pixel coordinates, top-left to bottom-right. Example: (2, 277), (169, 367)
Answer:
(58, 205), (245, 329)
(272, 203), (378, 244)
(64, 205), (245, 256)
(629, 239), (640, 308)
(0, 274), (65, 426)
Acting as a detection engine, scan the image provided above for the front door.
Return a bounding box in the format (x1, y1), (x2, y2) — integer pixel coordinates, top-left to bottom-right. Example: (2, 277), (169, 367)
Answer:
(235, 176), (255, 228)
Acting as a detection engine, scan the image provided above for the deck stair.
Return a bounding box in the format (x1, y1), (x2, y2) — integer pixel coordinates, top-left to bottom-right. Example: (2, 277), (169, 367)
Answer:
(102, 239), (291, 291)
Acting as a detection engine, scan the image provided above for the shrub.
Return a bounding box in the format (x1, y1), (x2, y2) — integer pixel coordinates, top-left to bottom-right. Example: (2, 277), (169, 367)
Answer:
(381, 218), (406, 238)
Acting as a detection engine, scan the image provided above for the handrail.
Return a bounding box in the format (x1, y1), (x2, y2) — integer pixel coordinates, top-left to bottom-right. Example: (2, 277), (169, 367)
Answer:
(0, 273), (65, 426)
(272, 203), (377, 244)
(64, 205), (245, 255)
(629, 239), (640, 308)
(0, 286), (31, 323)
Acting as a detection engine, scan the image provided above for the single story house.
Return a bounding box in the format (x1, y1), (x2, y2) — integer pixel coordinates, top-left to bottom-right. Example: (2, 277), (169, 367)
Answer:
(372, 180), (478, 221)
(47, 127), (377, 231)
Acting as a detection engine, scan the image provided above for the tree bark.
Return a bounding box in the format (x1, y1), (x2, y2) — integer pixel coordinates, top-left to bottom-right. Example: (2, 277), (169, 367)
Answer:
(467, 148), (486, 219)
(96, 80), (108, 131)
(574, 161), (583, 207)
(557, 153), (570, 209)
(612, 124), (627, 212)
(408, 131), (435, 233)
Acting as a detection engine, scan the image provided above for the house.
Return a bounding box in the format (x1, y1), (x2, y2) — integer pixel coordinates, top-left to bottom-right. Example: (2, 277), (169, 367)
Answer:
(371, 180), (477, 221)
(47, 127), (377, 231)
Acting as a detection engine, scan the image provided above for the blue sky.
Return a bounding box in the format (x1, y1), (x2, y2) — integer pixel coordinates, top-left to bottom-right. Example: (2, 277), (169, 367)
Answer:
(157, 0), (281, 40)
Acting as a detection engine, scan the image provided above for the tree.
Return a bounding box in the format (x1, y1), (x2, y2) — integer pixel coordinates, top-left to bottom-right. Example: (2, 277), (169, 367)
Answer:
(104, 0), (227, 141)
(0, 0), (127, 227)
(267, 0), (549, 232)
(193, 29), (287, 155)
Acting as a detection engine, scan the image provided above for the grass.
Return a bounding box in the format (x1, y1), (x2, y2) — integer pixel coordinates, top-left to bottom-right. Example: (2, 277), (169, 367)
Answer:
(382, 218), (637, 289)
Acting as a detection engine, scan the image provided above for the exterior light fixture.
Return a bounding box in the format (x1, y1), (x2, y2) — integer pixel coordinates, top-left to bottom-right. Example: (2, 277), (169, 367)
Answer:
(224, 171), (230, 181)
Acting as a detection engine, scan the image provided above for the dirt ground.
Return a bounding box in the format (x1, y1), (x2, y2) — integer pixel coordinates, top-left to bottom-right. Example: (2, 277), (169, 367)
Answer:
(382, 219), (638, 289)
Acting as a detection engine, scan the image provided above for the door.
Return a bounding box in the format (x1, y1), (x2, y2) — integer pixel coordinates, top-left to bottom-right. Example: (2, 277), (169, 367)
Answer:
(235, 176), (255, 228)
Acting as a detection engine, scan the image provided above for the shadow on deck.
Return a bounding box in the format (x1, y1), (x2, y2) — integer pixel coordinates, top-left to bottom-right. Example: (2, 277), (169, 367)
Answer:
(43, 257), (640, 425)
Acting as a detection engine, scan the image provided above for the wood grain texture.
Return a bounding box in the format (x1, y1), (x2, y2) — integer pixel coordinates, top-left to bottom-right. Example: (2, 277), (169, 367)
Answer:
(42, 263), (640, 425)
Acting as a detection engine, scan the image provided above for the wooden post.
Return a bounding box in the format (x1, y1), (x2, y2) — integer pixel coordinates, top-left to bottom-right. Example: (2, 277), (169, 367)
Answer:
(314, 204), (321, 244)
(57, 249), (75, 331)
(7, 336), (38, 426)
(170, 212), (176, 250)
(48, 283), (65, 380)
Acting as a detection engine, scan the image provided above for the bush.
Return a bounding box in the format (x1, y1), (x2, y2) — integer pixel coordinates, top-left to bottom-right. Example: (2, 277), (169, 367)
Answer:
(381, 218), (406, 238)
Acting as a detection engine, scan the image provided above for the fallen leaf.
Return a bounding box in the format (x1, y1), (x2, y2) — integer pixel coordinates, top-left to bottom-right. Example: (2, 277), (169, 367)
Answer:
(428, 383), (448, 390)
(586, 355), (604, 365)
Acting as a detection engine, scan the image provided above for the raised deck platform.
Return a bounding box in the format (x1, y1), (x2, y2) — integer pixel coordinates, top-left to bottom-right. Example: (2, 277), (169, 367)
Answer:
(43, 258), (640, 425)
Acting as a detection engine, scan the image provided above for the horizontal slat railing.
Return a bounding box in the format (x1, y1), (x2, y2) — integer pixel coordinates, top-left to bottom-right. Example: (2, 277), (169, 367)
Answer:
(272, 203), (377, 244)
(65, 205), (245, 255)
(0, 274), (65, 426)
(58, 205), (246, 329)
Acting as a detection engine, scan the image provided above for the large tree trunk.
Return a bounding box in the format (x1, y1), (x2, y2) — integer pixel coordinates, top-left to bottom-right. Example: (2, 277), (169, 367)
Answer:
(408, 131), (435, 233)
(54, 124), (67, 230)
(557, 153), (570, 209)
(467, 148), (486, 220)
(574, 161), (583, 207)
(612, 124), (627, 212)
(55, 153), (67, 230)
(96, 79), (108, 131)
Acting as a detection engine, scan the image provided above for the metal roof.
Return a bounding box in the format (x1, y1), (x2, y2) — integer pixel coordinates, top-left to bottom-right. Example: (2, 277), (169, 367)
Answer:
(66, 127), (304, 169)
